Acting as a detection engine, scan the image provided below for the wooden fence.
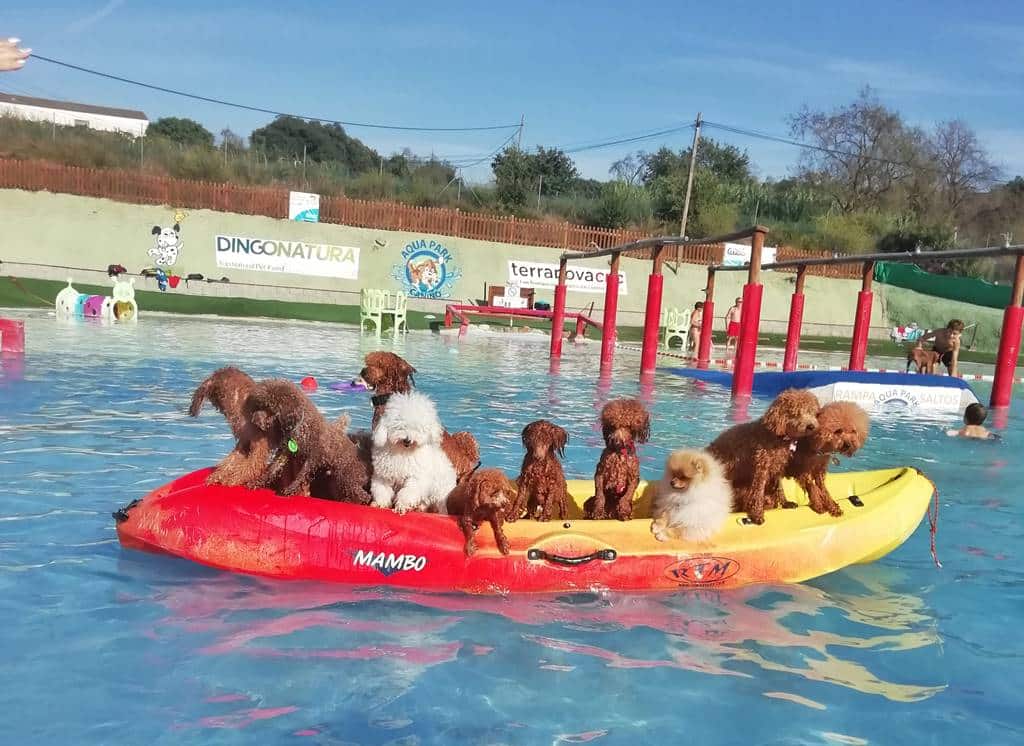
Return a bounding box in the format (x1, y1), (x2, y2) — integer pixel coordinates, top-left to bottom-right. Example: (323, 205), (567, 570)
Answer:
(0, 157), (858, 277)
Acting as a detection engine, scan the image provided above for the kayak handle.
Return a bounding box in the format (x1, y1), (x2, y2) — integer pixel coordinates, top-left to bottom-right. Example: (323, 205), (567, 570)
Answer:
(527, 548), (617, 565)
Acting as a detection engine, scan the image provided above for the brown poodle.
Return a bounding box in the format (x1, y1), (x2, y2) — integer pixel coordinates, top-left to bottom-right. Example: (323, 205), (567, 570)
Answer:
(189, 367), (272, 487)
(446, 468), (518, 556)
(356, 351), (480, 482)
(513, 420), (570, 522)
(584, 399), (651, 520)
(707, 388), (820, 525)
(244, 379), (370, 504)
(782, 401), (870, 517)
(907, 344), (940, 374)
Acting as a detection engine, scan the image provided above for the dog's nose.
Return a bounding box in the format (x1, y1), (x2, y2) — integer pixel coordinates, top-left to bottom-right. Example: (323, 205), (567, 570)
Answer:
(401, 437), (413, 447)
(806, 421), (817, 432)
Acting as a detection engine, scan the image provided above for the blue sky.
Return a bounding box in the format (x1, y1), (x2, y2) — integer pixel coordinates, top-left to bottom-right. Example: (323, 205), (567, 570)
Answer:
(3, 1), (1022, 182)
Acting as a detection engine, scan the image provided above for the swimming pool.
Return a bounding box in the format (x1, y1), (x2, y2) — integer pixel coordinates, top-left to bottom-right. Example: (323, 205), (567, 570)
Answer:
(1, 310), (1021, 744)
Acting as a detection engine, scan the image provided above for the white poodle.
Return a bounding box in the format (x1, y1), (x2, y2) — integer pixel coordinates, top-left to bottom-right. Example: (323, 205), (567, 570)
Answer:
(651, 449), (733, 544)
(370, 391), (457, 514)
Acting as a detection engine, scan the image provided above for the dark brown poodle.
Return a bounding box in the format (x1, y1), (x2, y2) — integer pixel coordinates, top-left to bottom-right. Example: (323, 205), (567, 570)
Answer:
(585, 399), (651, 520)
(907, 344), (940, 375)
(356, 351), (480, 482)
(189, 367), (271, 487)
(513, 420), (570, 522)
(707, 388), (820, 525)
(244, 379), (369, 504)
(782, 401), (870, 517)
(446, 468), (518, 556)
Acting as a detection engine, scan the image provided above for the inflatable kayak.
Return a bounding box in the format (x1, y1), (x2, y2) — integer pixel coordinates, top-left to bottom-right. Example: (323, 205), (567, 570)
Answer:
(114, 467), (935, 594)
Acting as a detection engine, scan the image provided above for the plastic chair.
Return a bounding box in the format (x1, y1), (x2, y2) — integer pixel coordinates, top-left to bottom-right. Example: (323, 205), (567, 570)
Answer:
(360, 288), (386, 336)
(388, 291), (408, 335)
(663, 307), (692, 349)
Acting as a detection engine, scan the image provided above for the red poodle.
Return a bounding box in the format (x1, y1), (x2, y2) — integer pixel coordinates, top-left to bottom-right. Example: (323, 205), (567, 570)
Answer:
(585, 399), (651, 520)
(707, 388), (820, 525)
(513, 420), (570, 522)
(446, 468), (518, 556)
(782, 401), (871, 517)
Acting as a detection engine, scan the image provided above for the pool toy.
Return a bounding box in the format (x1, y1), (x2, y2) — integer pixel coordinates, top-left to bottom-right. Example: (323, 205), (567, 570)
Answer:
(665, 368), (979, 415)
(114, 466), (935, 593)
(300, 376), (318, 392)
(55, 278), (138, 322)
(0, 318), (25, 354)
(329, 380), (368, 392)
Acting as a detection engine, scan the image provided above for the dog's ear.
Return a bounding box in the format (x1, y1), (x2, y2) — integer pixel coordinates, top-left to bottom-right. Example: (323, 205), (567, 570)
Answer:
(152, 225), (162, 235)
(521, 423), (532, 449)
(372, 423), (389, 448)
(637, 411), (651, 443)
(693, 457), (705, 473)
(554, 426), (568, 458)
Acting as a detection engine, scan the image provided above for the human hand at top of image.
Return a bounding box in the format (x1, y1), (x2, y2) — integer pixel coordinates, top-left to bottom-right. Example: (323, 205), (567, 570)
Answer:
(0, 38), (31, 71)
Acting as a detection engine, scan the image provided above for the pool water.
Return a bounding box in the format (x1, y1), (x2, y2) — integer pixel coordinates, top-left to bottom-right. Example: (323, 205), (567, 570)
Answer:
(1, 310), (1021, 745)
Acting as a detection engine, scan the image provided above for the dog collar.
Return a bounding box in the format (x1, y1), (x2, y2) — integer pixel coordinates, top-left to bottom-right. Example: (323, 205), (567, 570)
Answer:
(617, 443), (636, 456)
(371, 393), (391, 407)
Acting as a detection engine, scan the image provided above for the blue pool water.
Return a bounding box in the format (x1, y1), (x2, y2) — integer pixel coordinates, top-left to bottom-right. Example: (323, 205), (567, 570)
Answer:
(1, 310), (1022, 745)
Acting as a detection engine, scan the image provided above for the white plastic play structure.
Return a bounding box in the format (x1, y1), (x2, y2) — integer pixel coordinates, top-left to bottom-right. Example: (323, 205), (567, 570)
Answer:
(55, 277), (139, 322)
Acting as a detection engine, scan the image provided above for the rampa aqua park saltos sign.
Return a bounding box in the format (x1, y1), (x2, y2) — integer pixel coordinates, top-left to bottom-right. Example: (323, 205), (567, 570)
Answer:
(393, 239), (462, 299)
(215, 235), (360, 279)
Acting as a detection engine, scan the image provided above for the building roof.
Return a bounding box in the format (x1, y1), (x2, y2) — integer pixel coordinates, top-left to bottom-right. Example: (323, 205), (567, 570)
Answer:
(0, 92), (148, 121)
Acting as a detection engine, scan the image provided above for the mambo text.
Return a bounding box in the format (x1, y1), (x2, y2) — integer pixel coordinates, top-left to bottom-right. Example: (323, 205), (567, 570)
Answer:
(215, 234), (360, 280)
(216, 236), (356, 263)
(508, 260), (628, 294)
(352, 549), (428, 575)
(402, 238), (453, 262)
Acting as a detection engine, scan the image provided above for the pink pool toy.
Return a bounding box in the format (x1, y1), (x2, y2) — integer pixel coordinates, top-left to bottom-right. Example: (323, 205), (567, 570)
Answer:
(83, 295), (105, 318)
(0, 318), (25, 355)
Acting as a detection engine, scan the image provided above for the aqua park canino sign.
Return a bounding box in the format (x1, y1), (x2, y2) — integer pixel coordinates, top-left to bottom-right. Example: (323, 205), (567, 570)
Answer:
(391, 239), (462, 299)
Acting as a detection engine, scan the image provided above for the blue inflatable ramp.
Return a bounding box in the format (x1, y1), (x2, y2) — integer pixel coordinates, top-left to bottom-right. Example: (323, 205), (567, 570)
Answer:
(663, 367), (978, 414)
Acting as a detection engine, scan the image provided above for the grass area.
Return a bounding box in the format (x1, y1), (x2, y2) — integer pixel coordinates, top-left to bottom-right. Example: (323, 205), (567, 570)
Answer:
(2, 276), (998, 365)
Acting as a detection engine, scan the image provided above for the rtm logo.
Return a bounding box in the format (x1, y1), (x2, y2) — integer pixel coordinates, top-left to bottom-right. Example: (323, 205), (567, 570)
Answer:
(351, 549), (427, 577)
(663, 556), (740, 585)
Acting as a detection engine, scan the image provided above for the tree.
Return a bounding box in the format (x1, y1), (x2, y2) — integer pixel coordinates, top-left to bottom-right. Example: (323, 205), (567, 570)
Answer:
(609, 153), (644, 185)
(789, 88), (916, 213)
(491, 146), (533, 208)
(148, 117), (215, 147)
(929, 120), (1000, 212)
(219, 128), (245, 150)
(490, 146), (580, 208)
(250, 116), (379, 173)
(531, 146), (579, 196)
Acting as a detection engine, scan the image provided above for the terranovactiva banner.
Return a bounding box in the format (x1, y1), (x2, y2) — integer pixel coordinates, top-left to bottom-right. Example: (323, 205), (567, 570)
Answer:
(215, 235), (359, 279)
(507, 260), (628, 295)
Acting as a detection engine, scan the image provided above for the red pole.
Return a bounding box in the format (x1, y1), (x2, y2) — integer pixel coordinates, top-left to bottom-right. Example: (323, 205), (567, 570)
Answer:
(731, 228), (767, 399)
(444, 305), (453, 327)
(697, 268), (715, 367)
(0, 318), (25, 355)
(549, 258), (568, 359)
(848, 261), (875, 372)
(640, 246), (665, 374)
(991, 254), (1024, 408)
(782, 265), (807, 372)
(599, 253), (621, 370)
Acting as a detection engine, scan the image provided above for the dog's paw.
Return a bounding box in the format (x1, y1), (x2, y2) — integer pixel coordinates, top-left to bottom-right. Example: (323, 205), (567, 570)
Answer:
(781, 500), (798, 509)
(827, 502), (844, 517)
(746, 513), (765, 525)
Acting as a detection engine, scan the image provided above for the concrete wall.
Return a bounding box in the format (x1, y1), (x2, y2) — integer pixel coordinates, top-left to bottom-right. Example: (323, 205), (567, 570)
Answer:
(0, 188), (888, 334)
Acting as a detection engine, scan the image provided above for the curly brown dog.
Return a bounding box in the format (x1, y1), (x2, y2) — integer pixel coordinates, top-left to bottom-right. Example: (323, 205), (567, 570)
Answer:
(189, 367), (272, 487)
(446, 468), (518, 556)
(584, 399), (651, 520)
(513, 420), (570, 522)
(782, 401), (870, 517)
(244, 379), (369, 504)
(356, 351), (480, 482)
(907, 343), (940, 374)
(707, 388), (820, 525)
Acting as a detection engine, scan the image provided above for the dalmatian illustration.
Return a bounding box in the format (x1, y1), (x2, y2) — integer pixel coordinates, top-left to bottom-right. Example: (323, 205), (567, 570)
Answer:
(149, 223), (182, 266)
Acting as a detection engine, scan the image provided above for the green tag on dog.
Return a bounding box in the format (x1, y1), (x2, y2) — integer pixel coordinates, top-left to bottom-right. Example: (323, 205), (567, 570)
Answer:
(287, 439), (298, 453)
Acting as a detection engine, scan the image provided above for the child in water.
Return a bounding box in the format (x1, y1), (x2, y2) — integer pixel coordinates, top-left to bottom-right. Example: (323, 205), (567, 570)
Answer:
(948, 403), (994, 439)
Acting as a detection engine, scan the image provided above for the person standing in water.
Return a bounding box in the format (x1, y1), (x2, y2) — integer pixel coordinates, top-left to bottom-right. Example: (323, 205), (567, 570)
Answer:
(920, 319), (964, 378)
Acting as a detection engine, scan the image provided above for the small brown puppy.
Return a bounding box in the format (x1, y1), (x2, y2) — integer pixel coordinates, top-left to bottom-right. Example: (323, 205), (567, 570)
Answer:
(907, 344), (940, 375)
(585, 399), (651, 520)
(783, 401), (870, 517)
(446, 468), (518, 556)
(513, 420), (570, 522)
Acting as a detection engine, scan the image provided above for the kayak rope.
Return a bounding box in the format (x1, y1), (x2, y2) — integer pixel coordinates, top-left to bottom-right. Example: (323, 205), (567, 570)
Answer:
(924, 475), (942, 569)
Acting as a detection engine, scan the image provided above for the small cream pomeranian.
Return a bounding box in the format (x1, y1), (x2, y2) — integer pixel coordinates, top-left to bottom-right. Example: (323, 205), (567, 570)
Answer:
(651, 449), (733, 543)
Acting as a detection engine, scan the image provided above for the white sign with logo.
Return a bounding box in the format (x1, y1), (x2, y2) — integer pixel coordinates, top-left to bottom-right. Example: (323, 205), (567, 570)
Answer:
(722, 242), (778, 268)
(289, 191), (320, 222)
(508, 260), (628, 295)
(829, 382), (968, 412)
(215, 235), (359, 279)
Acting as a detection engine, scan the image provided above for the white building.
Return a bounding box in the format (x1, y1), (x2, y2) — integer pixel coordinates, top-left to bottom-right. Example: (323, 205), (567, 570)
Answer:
(0, 92), (148, 137)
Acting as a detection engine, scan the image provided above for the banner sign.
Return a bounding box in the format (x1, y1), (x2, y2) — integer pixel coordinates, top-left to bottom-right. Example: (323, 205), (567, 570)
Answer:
(215, 235), (359, 279)
(507, 260), (627, 295)
(289, 191), (320, 222)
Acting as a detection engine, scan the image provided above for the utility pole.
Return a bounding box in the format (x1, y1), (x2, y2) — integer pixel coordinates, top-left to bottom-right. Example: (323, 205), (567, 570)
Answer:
(679, 111), (702, 238)
(302, 143), (307, 184)
(140, 134), (144, 170)
(537, 175), (543, 209)
(518, 114), (525, 149)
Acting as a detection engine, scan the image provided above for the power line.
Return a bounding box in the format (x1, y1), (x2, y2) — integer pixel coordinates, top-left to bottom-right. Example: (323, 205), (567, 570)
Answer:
(30, 53), (521, 133)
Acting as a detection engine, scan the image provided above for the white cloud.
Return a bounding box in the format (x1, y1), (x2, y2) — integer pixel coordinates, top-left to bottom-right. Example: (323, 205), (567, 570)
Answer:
(66, 0), (127, 34)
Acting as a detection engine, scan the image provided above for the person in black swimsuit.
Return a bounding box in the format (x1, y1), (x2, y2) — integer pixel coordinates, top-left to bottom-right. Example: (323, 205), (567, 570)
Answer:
(920, 319), (964, 377)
